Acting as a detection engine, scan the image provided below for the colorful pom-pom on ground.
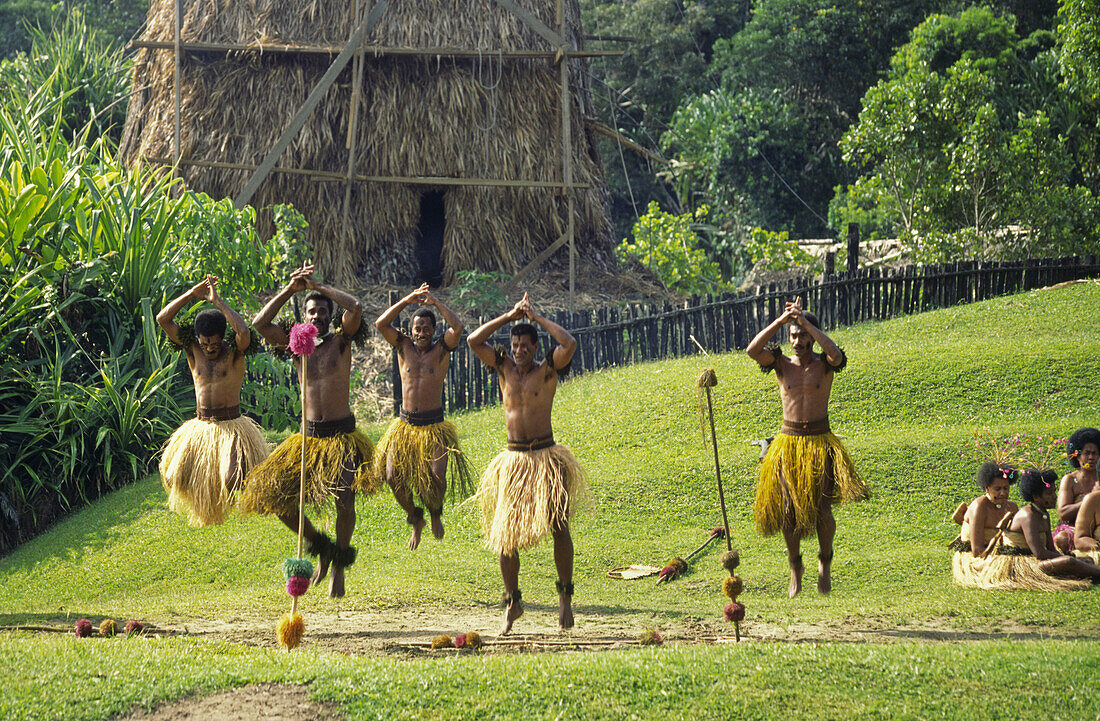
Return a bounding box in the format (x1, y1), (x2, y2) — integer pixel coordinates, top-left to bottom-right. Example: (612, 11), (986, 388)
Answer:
(723, 602), (745, 623)
(639, 629), (663, 646)
(277, 612), (305, 650)
(719, 549), (741, 573)
(722, 575), (744, 601)
(431, 635), (453, 649)
(75, 619), (93, 638)
(286, 576), (311, 597)
(454, 633), (468, 649)
(124, 620), (143, 636)
(283, 558), (314, 580)
(465, 631), (483, 650)
(99, 619), (118, 637)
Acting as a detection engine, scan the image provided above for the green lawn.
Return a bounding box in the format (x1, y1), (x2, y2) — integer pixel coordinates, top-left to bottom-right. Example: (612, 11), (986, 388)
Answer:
(2, 281), (1099, 719)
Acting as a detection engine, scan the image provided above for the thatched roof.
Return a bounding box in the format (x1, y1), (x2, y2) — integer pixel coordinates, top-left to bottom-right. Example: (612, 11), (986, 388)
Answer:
(120, 0), (613, 286)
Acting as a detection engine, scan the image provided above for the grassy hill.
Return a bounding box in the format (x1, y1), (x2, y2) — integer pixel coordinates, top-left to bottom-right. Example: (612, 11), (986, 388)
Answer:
(1, 281), (1099, 720)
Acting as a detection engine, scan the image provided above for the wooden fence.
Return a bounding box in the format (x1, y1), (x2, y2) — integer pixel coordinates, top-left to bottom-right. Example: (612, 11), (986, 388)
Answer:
(391, 255), (1100, 415)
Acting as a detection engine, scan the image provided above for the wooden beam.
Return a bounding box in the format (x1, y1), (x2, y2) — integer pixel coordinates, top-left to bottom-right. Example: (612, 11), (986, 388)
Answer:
(489, 0), (564, 49)
(129, 40), (622, 59)
(585, 118), (667, 165)
(233, 0), (388, 209)
(342, 0), (370, 239)
(503, 230), (571, 292)
(148, 156), (591, 189)
(172, 0), (181, 172)
(558, 0), (575, 311)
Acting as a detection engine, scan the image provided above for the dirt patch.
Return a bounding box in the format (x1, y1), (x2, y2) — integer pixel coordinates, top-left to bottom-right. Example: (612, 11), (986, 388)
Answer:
(119, 682), (343, 721)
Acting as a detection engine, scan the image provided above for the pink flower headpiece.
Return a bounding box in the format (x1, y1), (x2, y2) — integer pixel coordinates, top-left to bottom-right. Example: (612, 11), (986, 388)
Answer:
(288, 323), (320, 356)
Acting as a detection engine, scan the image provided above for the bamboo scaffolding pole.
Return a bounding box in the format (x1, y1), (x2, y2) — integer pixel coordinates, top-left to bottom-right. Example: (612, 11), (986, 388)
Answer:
(172, 0), (181, 173)
(341, 0), (370, 239)
(147, 156), (591, 189)
(129, 40), (622, 59)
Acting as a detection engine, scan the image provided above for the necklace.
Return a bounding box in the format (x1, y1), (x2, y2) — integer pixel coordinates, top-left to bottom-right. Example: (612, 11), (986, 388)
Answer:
(1029, 502), (1048, 518)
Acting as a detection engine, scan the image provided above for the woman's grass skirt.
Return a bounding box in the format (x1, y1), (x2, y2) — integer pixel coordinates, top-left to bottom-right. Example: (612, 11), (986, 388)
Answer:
(239, 429), (377, 517)
(477, 444), (586, 555)
(968, 532), (1090, 591)
(373, 418), (473, 512)
(951, 549), (988, 588)
(159, 416), (269, 527)
(1073, 549), (1100, 565)
(754, 431), (868, 539)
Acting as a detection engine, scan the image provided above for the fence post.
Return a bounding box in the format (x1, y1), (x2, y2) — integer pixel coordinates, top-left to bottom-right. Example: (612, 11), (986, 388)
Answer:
(846, 223), (860, 273)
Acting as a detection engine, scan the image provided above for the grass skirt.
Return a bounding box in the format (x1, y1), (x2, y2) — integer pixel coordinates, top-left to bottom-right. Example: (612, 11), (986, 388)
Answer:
(1073, 549), (1100, 565)
(159, 416), (269, 527)
(951, 549), (988, 588)
(477, 444), (586, 555)
(239, 429), (377, 517)
(754, 432), (868, 538)
(374, 418), (473, 512)
(975, 532), (1090, 591)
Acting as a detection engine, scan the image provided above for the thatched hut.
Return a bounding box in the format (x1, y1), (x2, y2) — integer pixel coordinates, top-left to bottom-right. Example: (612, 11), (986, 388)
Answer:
(120, 0), (614, 287)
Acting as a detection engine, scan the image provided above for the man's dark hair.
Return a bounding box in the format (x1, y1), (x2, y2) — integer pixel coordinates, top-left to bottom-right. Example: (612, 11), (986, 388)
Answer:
(194, 309), (227, 338)
(305, 291), (334, 314)
(510, 322), (538, 344)
(977, 461), (1016, 489)
(802, 311), (821, 329)
(1018, 468), (1057, 502)
(412, 307), (437, 326)
(1067, 427), (1100, 469)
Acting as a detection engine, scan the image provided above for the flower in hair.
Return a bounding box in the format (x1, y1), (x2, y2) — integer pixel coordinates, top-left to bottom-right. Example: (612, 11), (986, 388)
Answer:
(288, 323), (320, 356)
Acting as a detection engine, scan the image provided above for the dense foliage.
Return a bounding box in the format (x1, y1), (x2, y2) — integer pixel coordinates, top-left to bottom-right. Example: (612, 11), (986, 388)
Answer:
(0, 18), (309, 552)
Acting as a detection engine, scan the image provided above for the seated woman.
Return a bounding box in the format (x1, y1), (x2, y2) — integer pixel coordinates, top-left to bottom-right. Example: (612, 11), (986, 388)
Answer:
(1073, 488), (1100, 565)
(1055, 427), (1100, 553)
(949, 462), (1017, 587)
(979, 469), (1099, 591)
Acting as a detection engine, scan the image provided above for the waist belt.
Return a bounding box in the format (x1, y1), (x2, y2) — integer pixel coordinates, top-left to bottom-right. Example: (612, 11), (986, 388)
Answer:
(196, 405), (241, 422)
(780, 416), (831, 436)
(305, 414), (356, 439)
(507, 435), (556, 452)
(400, 407), (445, 426)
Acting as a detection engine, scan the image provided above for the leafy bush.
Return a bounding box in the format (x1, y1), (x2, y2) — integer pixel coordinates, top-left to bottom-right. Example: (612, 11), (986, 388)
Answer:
(617, 201), (726, 296)
(744, 227), (815, 272)
(449, 269), (510, 316)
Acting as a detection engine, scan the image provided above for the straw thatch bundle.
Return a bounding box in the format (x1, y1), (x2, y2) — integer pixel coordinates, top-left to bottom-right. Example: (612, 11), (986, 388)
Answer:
(120, 0), (613, 286)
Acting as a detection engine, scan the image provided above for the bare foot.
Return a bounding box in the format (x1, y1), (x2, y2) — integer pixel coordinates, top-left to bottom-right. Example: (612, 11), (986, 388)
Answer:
(788, 557), (803, 598)
(817, 556), (832, 595)
(408, 514), (427, 550)
(558, 594), (574, 630)
(1054, 532), (1070, 555)
(329, 565), (345, 598)
(430, 513), (444, 540)
(500, 599), (524, 635)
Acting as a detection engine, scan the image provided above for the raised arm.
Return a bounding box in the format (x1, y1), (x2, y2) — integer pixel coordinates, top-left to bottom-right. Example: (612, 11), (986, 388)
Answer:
(467, 299), (524, 368)
(790, 306), (843, 367)
(310, 279), (363, 338)
(197, 277), (250, 352)
(746, 302), (797, 366)
(520, 294), (576, 369)
(375, 284), (426, 347)
(253, 264), (312, 348)
(425, 291), (465, 350)
(156, 277), (214, 346)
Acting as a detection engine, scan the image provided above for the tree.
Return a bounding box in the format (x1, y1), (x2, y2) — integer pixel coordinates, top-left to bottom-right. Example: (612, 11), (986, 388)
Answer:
(1058, 0), (1100, 103)
(835, 6), (1099, 261)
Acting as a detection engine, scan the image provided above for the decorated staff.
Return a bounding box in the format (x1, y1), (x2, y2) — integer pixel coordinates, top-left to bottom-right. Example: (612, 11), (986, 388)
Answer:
(277, 323), (321, 650)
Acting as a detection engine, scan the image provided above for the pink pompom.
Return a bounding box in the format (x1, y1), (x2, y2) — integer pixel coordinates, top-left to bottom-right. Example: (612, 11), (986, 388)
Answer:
(723, 602), (745, 623)
(75, 618), (93, 638)
(288, 323), (319, 356)
(454, 633), (467, 649)
(286, 576), (311, 597)
(124, 620), (143, 636)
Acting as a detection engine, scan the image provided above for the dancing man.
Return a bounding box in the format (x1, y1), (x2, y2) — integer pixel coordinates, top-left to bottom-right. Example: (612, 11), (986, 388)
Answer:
(746, 299), (868, 597)
(240, 263), (377, 597)
(468, 293), (586, 633)
(374, 283), (473, 549)
(156, 276), (268, 527)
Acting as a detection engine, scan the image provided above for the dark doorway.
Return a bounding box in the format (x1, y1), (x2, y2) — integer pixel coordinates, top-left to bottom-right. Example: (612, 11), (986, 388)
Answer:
(415, 191), (445, 287)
